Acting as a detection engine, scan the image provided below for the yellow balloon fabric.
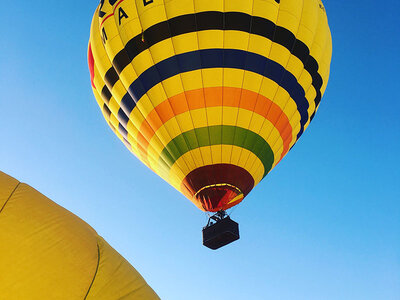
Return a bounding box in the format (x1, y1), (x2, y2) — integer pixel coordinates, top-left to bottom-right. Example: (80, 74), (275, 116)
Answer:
(0, 171), (160, 300)
(88, 0), (332, 212)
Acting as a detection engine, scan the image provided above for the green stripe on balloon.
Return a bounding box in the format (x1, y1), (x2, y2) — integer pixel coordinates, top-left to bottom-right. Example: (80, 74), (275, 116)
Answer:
(158, 126), (275, 178)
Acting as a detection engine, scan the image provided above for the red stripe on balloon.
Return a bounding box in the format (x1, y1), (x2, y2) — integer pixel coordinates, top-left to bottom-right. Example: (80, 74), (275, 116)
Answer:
(88, 44), (95, 88)
(181, 164), (255, 212)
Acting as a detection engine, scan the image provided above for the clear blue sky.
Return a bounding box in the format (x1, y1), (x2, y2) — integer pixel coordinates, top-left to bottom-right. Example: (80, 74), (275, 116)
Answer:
(1, 1), (399, 299)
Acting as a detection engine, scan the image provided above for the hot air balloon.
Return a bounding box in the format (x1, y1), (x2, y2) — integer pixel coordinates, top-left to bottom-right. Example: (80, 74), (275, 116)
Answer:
(0, 171), (159, 299)
(88, 0), (332, 249)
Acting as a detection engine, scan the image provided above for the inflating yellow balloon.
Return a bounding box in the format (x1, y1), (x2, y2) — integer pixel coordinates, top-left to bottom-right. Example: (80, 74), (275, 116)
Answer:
(0, 171), (159, 300)
(88, 0), (332, 212)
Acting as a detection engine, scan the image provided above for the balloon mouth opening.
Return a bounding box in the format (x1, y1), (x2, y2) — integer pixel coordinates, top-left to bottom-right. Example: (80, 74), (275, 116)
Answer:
(194, 184), (244, 212)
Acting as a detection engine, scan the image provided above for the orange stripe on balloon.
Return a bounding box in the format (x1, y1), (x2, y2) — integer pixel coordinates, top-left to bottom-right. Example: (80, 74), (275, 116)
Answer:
(137, 118), (161, 164)
(137, 87), (293, 163)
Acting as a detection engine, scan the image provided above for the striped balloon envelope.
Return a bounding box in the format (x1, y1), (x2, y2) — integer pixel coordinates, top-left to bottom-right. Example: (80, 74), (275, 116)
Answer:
(88, 0), (332, 212)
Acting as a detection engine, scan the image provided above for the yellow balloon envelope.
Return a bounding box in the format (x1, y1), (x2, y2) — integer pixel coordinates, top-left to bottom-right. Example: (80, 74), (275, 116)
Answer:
(0, 171), (159, 300)
(88, 0), (332, 212)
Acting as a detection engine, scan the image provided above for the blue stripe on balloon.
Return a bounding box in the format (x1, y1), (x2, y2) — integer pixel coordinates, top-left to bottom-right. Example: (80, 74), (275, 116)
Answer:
(118, 49), (309, 138)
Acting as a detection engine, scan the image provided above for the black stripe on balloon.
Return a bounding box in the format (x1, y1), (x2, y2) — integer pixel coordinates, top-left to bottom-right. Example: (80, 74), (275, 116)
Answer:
(117, 49), (309, 137)
(309, 101), (322, 121)
(102, 105), (112, 118)
(118, 124), (128, 139)
(104, 67), (119, 88)
(310, 111), (317, 121)
(101, 86), (112, 104)
(117, 109), (129, 127)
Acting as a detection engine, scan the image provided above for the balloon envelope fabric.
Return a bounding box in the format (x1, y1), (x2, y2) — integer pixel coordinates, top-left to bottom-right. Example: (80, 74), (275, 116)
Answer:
(0, 171), (160, 300)
(88, 0), (332, 212)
